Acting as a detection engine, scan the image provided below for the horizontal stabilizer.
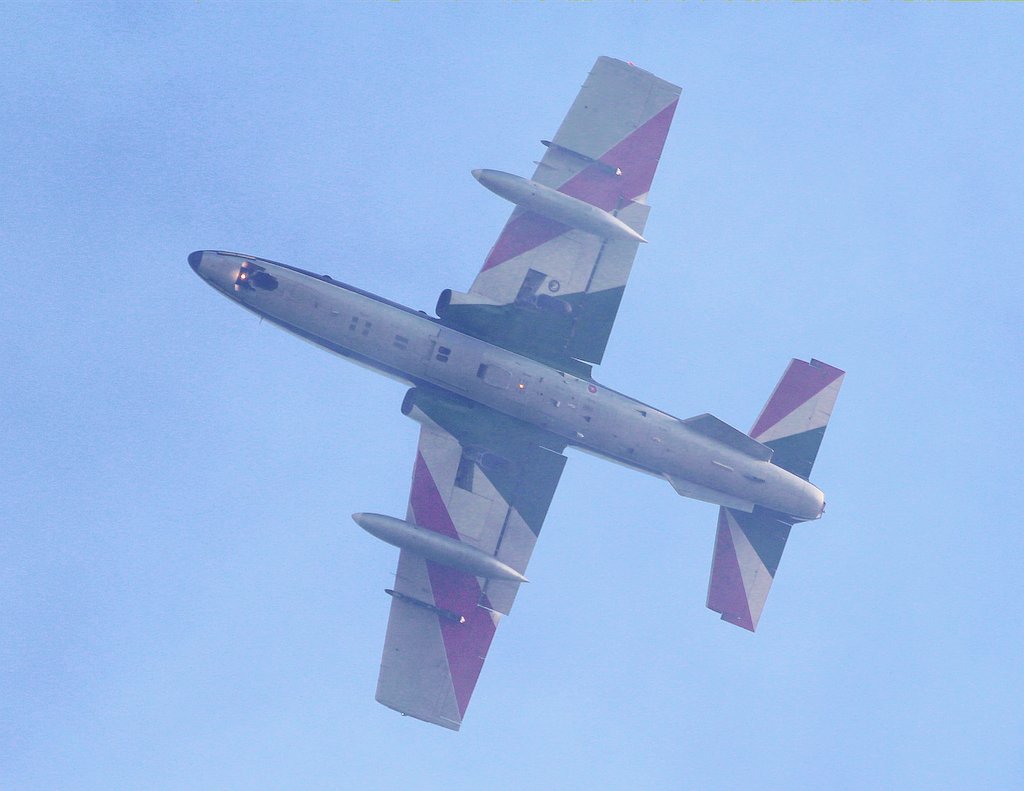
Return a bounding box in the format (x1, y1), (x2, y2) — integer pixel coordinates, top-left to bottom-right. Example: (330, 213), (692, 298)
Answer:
(707, 507), (792, 631)
(750, 359), (845, 479)
(682, 413), (773, 461)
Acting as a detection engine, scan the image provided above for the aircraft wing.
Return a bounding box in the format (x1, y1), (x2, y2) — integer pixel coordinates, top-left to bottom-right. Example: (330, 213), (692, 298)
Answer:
(375, 389), (567, 730)
(445, 57), (680, 371)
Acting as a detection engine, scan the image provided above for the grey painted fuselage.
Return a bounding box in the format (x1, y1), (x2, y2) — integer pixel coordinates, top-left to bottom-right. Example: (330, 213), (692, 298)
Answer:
(189, 250), (824, 520)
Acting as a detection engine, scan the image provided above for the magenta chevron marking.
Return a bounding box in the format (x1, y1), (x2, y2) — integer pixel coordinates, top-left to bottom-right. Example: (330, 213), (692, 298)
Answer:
(481, 98), (678, 272)
(560, 99), (679, 211)
(410, 452), (496, 717)
(749, 359), (844, 440)
(707, 509), (754, 630)
(482, 211), (570, 272)
(425, 561), (496, 717)
(410, 451), (459, 541)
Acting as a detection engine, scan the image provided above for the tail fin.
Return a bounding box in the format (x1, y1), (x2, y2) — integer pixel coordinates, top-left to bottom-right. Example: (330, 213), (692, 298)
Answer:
(706, 359), (844, 631)
(750, 358), (845, 479)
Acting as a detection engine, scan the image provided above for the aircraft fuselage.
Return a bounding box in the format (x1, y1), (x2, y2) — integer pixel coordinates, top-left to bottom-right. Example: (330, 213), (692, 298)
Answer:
(189, 250), (824, 521)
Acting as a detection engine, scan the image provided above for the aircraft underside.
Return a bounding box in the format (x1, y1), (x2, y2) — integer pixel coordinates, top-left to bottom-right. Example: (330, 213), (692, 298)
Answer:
(188, 57), (844, 731)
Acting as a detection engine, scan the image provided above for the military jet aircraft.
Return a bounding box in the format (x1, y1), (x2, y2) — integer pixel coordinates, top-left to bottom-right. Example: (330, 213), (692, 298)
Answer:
(188, 57), (844, 731)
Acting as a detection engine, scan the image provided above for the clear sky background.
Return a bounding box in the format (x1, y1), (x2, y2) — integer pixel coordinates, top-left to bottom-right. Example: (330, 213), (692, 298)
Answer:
(3, 3), (1022, 789)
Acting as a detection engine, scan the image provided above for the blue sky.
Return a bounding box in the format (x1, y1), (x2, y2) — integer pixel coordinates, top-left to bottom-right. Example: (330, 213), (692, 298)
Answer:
(3, 3), (1022, 789)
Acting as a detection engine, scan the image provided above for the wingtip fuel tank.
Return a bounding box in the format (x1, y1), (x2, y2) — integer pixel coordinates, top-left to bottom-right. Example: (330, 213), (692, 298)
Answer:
(352, 512), (528, 583)
(472, 168), (646, 243)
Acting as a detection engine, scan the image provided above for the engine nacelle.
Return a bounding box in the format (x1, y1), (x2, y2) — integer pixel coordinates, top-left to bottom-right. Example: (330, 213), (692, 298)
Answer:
(435, 288), (501, 321)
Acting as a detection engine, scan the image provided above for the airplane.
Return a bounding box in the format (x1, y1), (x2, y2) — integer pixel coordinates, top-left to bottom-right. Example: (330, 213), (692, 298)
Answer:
(188, 56), (844, 731)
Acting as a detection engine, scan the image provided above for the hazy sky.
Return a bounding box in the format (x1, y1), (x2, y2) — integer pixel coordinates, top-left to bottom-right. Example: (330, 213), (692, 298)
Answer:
(3, 3), (1022, 789)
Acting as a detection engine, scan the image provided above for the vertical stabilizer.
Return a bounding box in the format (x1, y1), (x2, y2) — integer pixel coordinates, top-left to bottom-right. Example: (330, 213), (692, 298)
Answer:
(750, 359), (845, 480)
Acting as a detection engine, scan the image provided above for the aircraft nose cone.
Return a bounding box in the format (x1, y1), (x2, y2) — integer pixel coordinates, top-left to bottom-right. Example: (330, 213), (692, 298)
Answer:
(187, 251), (248, 295)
